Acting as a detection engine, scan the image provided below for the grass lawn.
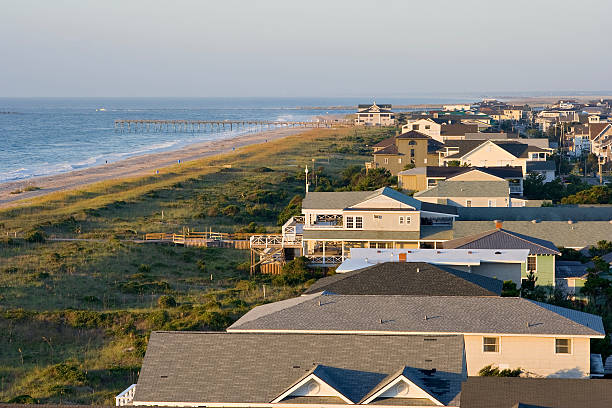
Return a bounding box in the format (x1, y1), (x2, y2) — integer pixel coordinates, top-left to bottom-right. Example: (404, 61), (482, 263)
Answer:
(0, 126), (393, 404)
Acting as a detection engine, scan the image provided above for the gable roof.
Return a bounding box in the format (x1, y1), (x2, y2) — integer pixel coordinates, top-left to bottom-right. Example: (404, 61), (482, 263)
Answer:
(460, 377), (612, 408)
(397, 166), (523, 179)
(303, 262), (502, 296)
(589, 122), (610, 140)
(442, 228), (560, 255)
(413, 180), (509, 198)
(397, 130), (430, 139)
(134, 331), (465, 406)
(373, 144), (400, 155)
(229, 293), (604, 337)
(440, 123), (479, 136)
(494, 141), (549, 159)
(440, 140), (488, 158)
(372, 136), (396, 148)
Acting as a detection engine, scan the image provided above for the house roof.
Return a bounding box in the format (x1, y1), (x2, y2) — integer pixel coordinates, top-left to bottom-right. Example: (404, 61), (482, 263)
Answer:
(439, 140), (488, 158)
(413, 180), (509, 198)
(134, 331), (465, 406)
(440, 123), (479, 136)
(555, 261), (589, 279)
(442, 228), (560, 255)
(303, 262), (502, 296)
(372, 136), (396, 148)
(526, 161), (557, 171)
(459, 377), (612, 408)
(452, 220), (612, 250)
(494, 141), (548, 159)
(397, 166), (523, 179)
(302, 187), (457, 215)
(427, 138), (445, 153)
(373, 144), (400, 155)
(589, 122), (610, 140)
(229, 293), (605, 337)
(397, 130), (430, 139)
(456, 206), (612, 221)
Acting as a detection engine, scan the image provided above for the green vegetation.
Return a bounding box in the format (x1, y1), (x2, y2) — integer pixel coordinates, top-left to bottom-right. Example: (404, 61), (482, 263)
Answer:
(478, 364), (522, 377)
(0, 126), (393, 404)
(523, 173), (611, 203)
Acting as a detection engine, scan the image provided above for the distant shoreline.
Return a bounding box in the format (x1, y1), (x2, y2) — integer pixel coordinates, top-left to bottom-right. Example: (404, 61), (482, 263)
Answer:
(0, 127), (307, 208)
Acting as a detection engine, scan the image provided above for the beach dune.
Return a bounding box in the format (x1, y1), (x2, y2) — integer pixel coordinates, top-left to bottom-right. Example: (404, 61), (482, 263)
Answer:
(0, 127), (305, 208)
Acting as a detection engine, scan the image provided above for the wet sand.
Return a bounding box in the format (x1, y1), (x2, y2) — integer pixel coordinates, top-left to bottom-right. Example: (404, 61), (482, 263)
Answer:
(0, 127), (306, 208)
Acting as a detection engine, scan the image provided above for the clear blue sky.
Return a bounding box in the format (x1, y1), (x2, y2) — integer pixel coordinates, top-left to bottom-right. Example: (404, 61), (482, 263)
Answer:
(1, 0), (611, 97)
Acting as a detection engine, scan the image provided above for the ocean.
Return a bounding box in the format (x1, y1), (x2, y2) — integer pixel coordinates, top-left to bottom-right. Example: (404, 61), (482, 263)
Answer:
(0, 97), (467, 183)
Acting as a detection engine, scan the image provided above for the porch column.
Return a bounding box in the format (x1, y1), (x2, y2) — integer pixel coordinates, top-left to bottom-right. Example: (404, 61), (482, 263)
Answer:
(341, 240), (345, 260)
(322, 241), (326, 266)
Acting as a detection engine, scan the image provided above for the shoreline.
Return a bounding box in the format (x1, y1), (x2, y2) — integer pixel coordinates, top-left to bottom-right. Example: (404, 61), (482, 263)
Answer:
(0, 127), (307, 208)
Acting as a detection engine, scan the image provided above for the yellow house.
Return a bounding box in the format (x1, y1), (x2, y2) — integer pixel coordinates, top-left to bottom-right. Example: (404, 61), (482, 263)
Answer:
(367, 131), (442, 175)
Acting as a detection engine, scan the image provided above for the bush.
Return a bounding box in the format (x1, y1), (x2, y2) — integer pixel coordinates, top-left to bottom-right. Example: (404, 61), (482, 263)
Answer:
(7, 395), (38, 404)
(222, 205), (239, 217)
(138, 264), (152, 273)
(147, 309), (169, 329)
(25, 229), (46, 243)
(158, 295), (177, 308)
(478, 364), (521, 377)
(278, 195), (303, 226)
(501, 281), (519, 297)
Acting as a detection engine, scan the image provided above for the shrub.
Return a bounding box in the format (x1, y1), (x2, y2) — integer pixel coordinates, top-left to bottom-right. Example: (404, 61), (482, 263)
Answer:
(65, 310), (104, 329)
(46, 363), (87, 384)
(202, 310), (233, 331)
(8, 395), (38, 404)
(222, 205), (239, 217)
(25, 229), (46, 243)
(158, 295), (177, 308)
(147, 310), (169, 329)
(478, 364), (521, 377)
(254, 166), (273, 172)
(501, 281), (519, 297)
(138, 264), (152, 273)
(278, 195), (303, 226)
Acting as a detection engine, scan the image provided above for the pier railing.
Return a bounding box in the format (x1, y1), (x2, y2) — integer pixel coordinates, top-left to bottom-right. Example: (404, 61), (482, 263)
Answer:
(114, 119), (350, 132)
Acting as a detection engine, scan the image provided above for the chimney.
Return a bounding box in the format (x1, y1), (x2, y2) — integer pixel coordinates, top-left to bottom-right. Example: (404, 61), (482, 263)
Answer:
(433, 112), (439, 119)
(399, 253), (407, 262)
(495, 220), (503, 229)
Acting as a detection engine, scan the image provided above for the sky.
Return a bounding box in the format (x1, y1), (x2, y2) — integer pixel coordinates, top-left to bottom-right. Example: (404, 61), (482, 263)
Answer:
(1, 0), (611, 97)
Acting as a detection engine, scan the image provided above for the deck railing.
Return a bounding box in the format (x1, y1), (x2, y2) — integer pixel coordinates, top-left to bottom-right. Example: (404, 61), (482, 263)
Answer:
(115, 384), (136, 406)
(306, 255), (344, 265)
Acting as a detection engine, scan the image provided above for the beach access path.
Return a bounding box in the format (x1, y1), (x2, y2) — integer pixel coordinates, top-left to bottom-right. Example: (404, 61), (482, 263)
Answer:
(0, 127), (306, 208)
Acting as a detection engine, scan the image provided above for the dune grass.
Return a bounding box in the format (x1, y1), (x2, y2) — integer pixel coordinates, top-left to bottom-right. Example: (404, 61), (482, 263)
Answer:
(0, 126), (393, 404)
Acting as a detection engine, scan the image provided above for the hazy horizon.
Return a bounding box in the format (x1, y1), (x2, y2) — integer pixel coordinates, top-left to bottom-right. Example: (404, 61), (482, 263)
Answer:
(2, 0), (611, 98)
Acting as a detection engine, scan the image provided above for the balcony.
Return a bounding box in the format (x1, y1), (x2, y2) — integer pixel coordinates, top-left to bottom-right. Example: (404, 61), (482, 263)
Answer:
(305, 214), (344, 230)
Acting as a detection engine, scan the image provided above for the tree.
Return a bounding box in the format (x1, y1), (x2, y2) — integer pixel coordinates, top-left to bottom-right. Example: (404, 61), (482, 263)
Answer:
(277, 195), (303, 225)
(561, 186), (612, 204)
(446, 160), (461, 167)
(501, 280), (519, 297)
(348, 168), (394, 191)
(523, 172), (546, 198)
(478, 364), (521, 377)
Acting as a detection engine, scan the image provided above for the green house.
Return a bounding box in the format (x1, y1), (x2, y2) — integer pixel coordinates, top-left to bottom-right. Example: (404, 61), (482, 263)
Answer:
(443, 228), (561, 287)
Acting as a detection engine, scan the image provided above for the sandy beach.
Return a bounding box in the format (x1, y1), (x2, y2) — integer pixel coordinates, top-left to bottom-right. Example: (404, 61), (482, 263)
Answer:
(0, 127), (307, 208)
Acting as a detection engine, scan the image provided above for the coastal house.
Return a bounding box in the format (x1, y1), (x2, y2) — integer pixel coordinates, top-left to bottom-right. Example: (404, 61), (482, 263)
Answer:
(401, 118), (441, 139)
(366, 131), (442, 174)
(442, 228), (561, 286)
(413, 180), (512, 207)
(439, 123), (479, 142)
(334, 250), (528, 286)
(438, 140), (551, 174)
(460, 377), (612, 408)
(590, 122), (612, 161)
(228, 292), (605, 378)
(397, 166), (524, 195)
(526, 160), (557, 182)
(568, 124), (591, 157)
(123, 331), (467, 407)
(355, 103), (395, 126)
(300, 187), (458, 265)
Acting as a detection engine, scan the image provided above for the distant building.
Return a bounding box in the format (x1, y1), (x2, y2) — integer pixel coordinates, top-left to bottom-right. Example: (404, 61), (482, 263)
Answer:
(367, 130), (441, 175)
(401, 118), (441, 139)
(354, 102), (395, 126)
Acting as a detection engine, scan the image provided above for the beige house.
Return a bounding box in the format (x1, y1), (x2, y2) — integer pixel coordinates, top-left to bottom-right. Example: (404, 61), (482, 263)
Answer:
(367, 131), (441, 175)
(355, 102), (395, 126)
(397, 166), (524, 195)
(439, 140), (551, 174)
(229, 293), (605, 378)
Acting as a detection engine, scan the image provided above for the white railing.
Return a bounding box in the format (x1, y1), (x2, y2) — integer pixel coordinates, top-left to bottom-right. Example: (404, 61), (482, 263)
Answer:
(116, 384), (136, 406)
(306, 255), (344, 265)
(250, 234), (303, 248)
(304, 224), (344, 229)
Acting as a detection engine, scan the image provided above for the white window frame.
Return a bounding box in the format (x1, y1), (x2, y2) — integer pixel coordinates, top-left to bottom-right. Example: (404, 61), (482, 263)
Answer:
(355, 216), (363, 229)
(483, 336), (500, 353)
(466, 200), (472, 207)
(384, 158), (389, 164)
(405, 216), (411, 224)
(555, 338), (572, 355)
(346, 216), (354, 229)
(488, 199), (496, 207)
(398, 158), (402, 164)
(399, 216), (404, 225)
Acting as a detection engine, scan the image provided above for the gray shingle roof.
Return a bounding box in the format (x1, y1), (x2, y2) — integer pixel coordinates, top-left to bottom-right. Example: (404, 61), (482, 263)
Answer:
(526, 161), (556, 171)
(414, 180), (509, 198)
(303, 262), (502, 296)
(442, 228), (560, 255)
(460, 377), (612, 408)
(555, 261), (589, 279)
(452, 220), (612, 249)
(134, 332), (465, 405)
(456, 206), (612, 221)
(229, 294), (604, 336)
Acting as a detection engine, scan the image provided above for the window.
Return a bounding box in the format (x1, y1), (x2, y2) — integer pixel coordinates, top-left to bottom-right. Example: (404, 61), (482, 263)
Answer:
(488, 199), (495, 207)
(374, 214), (383, 220)
(399, 216), (404, 225)
(425, 125), (431, 130)
(483, 337), (499, 353)
(466, 200), (472, 207)
(413, 124), (420, 130)
(346, 216), (354, 229)
(398, 158), (402, 164)
(555, 338), (571, 354)
(408, 140), (417, 145)
(384, 158), (389, 164)
(410, 149), (415, 157)
(406, 216), (411, 224)
(527, 255), (537, 272)
(355, 216), (363, 229)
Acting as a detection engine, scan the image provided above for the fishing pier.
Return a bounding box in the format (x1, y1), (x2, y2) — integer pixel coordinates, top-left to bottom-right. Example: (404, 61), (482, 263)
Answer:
(114, 119), (347, 132)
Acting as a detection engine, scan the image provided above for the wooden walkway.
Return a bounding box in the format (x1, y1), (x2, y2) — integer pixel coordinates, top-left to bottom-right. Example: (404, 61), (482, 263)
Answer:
(114, 119), (349, 132)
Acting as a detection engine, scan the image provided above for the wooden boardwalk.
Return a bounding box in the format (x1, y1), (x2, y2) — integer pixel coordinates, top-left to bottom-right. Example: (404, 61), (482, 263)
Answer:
(114, 119), (349, 132)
